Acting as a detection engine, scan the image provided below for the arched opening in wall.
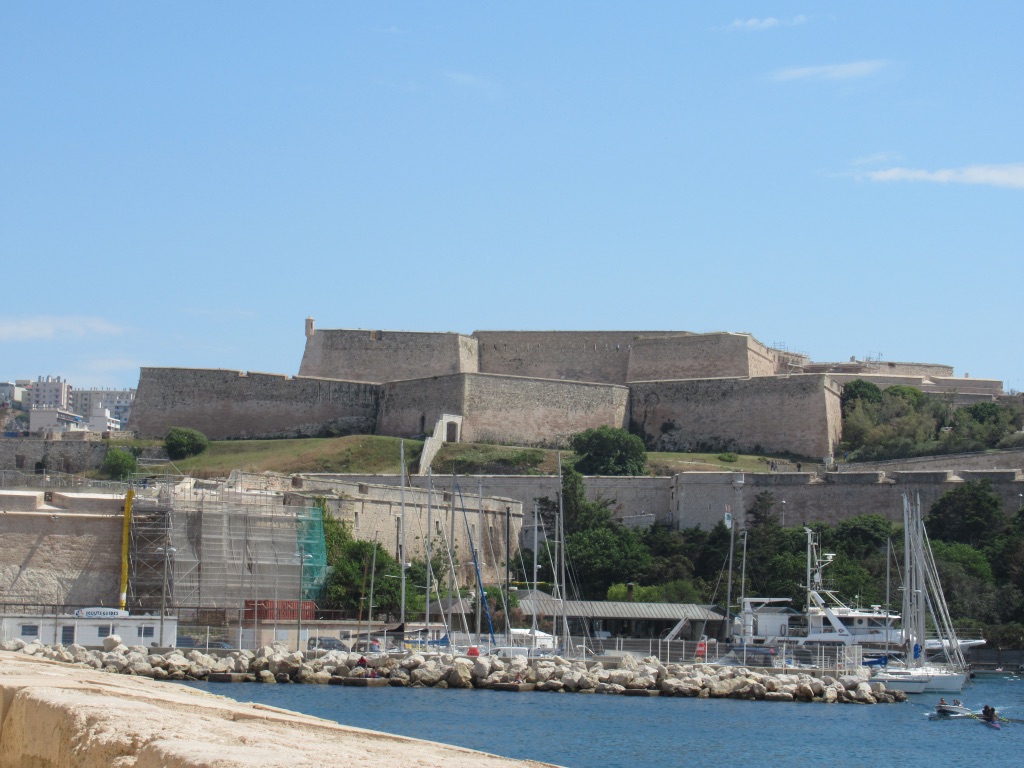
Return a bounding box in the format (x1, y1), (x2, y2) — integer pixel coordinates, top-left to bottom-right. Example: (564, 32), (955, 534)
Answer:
(34, 461), (46, 475)
(446, 421), (458, 442)
(420, 413), (426, 435)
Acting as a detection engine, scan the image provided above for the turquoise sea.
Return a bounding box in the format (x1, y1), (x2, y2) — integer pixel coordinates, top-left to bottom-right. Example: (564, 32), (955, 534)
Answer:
(182, 676), (1024, 767)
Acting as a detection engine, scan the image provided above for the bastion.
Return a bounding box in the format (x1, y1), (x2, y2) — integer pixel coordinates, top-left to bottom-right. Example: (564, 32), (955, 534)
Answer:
(0, 652), (552, 768)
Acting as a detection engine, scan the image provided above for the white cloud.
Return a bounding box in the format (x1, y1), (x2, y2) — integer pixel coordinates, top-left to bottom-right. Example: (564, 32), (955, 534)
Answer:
(0, 316), (125, 342)
(866, 164), (1024, 189)
(772, 60), (887, 81)
(731, 15), (806, 31)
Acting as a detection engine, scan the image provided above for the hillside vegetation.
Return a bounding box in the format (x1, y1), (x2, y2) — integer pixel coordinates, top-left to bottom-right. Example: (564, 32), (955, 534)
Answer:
(162, 435), (778, 478)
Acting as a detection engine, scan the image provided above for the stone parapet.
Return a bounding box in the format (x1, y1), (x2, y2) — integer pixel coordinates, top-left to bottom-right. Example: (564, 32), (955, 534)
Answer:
(0, 652), (545, 768)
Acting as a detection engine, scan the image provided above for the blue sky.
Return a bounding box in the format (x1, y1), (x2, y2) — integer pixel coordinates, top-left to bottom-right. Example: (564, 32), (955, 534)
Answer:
(3, 4), (1022, 394)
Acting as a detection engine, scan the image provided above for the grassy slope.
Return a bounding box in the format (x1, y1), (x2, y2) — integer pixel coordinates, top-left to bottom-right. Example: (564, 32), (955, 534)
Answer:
(166, 435), (775, 477)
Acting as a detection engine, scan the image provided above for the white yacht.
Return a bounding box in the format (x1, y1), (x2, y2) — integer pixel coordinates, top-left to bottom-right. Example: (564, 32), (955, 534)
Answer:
(733, 528), (903, 652)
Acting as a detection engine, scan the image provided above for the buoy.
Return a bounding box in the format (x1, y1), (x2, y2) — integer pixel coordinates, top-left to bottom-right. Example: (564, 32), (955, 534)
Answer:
(467, 646), (480, 657)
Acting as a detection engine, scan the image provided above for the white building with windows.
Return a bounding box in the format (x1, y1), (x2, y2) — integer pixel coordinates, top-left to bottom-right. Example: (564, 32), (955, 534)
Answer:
(70, 388), (136, 427)
(26, 376), (72, 409)
(28, 406), (85, 433)
(0, 609), (176, 648)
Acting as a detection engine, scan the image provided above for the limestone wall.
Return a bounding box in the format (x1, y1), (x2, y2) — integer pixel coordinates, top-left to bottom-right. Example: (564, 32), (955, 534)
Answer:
(672, 470), (1024, 531)
(0, 507), (122, 606)
(376, 375), (467, 439)
(474, 331), (683, 385)
(0, 438), (109, 474)
(131, 368), (379, 440)
(0, 653), (542, 768)
(627, 333), (776, 382)
(330, 474), (672, 532)
(299, 328), (478, 383)
(459, 374), (629, 447)
(630, 374), (843, 459)
(290, 477), (523, 584)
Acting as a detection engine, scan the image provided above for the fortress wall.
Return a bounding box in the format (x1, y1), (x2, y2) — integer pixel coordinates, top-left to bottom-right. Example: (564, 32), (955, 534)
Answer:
(673, 471), (1024, 531)
(321, 474), (671, 534)
(459, 374), (629, 447)
(0, 439), (108, 474)
(841, 449), (1024, 473)
(298, 329), (477, 383)
(864, 361), (955, 377)
(631, 375), (842, 459)
(828, 373), (929, 389)
(287, 479), (522, 584)
(131, 368), (379, 440)
(930, 377), (1004, 395)
(626, 333), (776, 382)
(376, 375), (467, 439)
(474, 331), (684, 384)
(0, 512), (122, 606)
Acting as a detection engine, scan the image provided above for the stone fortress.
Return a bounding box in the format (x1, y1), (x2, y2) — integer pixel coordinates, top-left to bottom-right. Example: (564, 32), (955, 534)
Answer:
(131, 318), (1005, 462)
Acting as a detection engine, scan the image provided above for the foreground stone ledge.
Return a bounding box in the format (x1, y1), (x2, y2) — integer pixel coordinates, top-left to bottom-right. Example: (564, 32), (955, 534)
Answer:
(0, 652), (557, 768)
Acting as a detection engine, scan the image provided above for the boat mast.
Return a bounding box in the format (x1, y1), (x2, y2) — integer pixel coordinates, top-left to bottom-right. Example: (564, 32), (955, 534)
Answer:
(425, 470), (433, 643)
(400, 440), (406, 630)
(558, 453), (569, 654)
(531, 502), (539, 649)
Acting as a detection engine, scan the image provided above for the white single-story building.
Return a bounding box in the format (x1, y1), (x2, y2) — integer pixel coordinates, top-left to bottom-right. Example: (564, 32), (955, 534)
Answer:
(0, 608), (176, 648)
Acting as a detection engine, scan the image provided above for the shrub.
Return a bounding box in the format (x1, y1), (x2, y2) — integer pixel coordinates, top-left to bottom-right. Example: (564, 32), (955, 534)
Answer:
(164, 427), (210, 460)
(101, 448), (137, 480)
(717, 452), (738, 463)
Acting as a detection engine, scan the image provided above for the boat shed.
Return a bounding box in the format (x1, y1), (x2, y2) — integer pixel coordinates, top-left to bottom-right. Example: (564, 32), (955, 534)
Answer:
(515, 590), (727, 641)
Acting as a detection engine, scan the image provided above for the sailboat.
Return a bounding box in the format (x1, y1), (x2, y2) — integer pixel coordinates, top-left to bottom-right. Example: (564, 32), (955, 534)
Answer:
(870, 493), (971, 693)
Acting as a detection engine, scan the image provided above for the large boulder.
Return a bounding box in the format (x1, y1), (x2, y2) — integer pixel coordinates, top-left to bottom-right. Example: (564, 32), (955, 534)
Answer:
(445, 662), (473, 689)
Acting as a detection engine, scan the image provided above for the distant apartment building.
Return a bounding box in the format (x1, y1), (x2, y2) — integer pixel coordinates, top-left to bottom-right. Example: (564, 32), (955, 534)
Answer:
(26, 376), (72, 409)
(0, 382), (26, 408)
(69, 388), (135, 427)
(28, 406), (84, 433)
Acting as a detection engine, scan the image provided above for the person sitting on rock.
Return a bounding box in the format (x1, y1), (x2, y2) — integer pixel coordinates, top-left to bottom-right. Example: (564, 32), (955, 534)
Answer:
(357, 656), (368, 668)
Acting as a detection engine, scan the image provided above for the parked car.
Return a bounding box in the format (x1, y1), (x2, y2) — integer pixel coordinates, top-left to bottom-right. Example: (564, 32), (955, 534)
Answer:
(307, 636), (345, 651)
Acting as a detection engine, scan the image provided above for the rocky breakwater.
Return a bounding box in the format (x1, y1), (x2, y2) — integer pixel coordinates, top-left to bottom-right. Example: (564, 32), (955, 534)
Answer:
(1, 636), (905, 704)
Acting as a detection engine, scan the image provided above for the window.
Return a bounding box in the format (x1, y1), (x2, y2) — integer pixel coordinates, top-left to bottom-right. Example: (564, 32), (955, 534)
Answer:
(61, 626), (75, 645)
(137, 625), (154, 638)
(20, 624), (39, 638)
(97, 625), (112, 638)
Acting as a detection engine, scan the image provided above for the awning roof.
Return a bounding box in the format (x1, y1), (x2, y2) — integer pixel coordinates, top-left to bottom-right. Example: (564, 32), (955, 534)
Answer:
(517, 593), (723, 622)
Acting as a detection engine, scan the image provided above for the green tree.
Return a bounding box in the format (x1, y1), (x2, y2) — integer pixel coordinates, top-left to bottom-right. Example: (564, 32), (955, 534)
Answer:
(926, 480), (1008, 548)
(164, 427), (210, 460)
(841, 379), (882, 415)
(746, 491), (778, 528)
(569, 426), (647, 476)
(565, 525), (651, 599)
(101, 447), (137, 480)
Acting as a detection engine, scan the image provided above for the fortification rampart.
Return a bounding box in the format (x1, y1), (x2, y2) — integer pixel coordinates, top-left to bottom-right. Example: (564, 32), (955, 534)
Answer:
(376, 376), (467, 439)
(325, 473), (671, 531)
(0, 491), (123, 606)
(673, 470), (1024, 531)
(289, 475), (522, 584)
(474, 331), (683, 384)
(0, 439), (109, 475)
(627, 333), (776, 382)
(630, 374), (842, 459)
(299, 328), (478, 383)
(459, 374), (629, 447)
(131, 368), (379, 440)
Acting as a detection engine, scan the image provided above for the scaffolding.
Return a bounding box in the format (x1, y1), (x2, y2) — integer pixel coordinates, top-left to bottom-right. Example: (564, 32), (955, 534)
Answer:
(127, 474), (327, 615)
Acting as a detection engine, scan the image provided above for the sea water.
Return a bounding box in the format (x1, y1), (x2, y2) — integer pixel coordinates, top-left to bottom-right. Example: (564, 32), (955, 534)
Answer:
(181, 676), (1024, 767)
